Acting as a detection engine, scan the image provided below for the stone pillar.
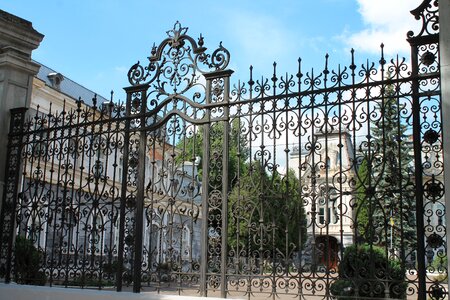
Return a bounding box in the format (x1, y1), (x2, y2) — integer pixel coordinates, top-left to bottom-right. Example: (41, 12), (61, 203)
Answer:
(0, 10), (43, 211)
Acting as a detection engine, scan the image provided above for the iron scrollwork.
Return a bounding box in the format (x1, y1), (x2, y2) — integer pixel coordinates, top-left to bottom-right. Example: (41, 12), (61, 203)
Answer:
(127, 21), (230, 88)
(0, 1), (446, 299)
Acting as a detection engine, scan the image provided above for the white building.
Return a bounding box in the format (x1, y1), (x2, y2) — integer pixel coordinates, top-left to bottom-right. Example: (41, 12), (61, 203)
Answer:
(17, 61), (203, 282)
(288, 130), (355, 268)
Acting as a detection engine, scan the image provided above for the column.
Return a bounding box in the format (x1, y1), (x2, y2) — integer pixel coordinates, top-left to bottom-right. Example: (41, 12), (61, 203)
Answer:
(0, 9), (44, 211)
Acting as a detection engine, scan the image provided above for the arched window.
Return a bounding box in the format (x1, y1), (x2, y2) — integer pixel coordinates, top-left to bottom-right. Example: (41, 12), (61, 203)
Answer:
(68, 138), (81, 169)
(181, 226), (191, 260)
(64, 207), (78, 252)
(317, 186), (339, 225)
(80, 212), (105, 256)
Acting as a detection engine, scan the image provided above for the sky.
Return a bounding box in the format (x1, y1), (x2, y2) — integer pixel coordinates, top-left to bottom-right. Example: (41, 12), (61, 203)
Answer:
(3, 0), (421, 102)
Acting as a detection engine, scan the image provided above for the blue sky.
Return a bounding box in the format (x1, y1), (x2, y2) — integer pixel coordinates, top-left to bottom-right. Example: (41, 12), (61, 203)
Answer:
(3, 0), (420, 102)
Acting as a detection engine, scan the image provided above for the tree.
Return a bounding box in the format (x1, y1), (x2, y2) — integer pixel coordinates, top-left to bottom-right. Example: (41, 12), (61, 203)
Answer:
(354, 158), (370, 240)
(176, 118), (249, 187)
(356, 83), (416, 259)
(176, 119), (307, 270)
(227, 165), (307, 255)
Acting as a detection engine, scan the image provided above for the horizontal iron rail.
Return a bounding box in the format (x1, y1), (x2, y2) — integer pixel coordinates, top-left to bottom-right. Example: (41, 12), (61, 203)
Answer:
(8, 73), (440, 137)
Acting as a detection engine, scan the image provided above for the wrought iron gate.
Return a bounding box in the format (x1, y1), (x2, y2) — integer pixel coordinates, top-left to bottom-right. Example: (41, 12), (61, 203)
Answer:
(0, 0), (445, 299)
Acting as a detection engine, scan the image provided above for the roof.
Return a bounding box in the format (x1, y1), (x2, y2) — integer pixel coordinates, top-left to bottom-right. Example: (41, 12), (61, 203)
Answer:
(34, 61), (109, 107)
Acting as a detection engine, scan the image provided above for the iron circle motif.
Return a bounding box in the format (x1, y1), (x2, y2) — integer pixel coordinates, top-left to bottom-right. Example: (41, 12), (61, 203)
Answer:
(423, 179), (444, 201)
(423, 129), (439, 144)
(429, 285), (446, 300)
(125, 234), (134, 246)
(426, 233), (444, 249)
(420, 51), (436, 67)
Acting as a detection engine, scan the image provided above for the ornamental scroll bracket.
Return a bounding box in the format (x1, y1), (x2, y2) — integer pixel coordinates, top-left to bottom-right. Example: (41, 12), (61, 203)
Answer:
(407, 0), (439, 40)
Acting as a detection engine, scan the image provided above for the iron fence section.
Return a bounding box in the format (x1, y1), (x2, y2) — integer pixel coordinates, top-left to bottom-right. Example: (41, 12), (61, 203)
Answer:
(0, 1), (446, 299)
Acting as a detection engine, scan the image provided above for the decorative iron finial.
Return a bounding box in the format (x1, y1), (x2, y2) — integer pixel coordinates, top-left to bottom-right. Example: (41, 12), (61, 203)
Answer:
(166, 21), (188, 48)
(198, 34), (204, 47)
(167, 21), (188, 37)
(127, 22), (231, 86)
(379, 43), (386, 66)
(151, 43), (157, 56)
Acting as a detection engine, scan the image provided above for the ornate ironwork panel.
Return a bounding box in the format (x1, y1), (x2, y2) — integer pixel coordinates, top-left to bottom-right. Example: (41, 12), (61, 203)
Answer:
(408, 1), (444, 298)
(0, 1), (446, 299)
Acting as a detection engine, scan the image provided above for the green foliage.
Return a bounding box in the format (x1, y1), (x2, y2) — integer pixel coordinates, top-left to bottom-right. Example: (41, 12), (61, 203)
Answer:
(431, 253), (448, 276)
(330, 244), (407, 299)
(103, 260), (119, 274)
(355, 83), (416, 256)
(67, 274), (114, 287)
(355, 159), (369, 239)
(177, 119), (307, 258)
(14, 235), (46, 285)
(227, 165), (307, 253)
(176, 119), (249, 185)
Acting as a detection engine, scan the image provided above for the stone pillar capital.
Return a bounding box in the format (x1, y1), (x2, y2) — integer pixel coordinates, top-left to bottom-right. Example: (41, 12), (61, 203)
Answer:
(0, 10), (44, 59)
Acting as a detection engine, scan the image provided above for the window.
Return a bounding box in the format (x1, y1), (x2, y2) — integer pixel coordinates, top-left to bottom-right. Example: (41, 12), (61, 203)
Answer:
(25, 197), (47, 250)
(335, 151), (341, 167)
(68, 138), (81, 169)
(93, 136), (107, 179)
(89, 213), (104, 255)
(64, 207), (78, 250)
(149, 224), (161, 261)
(181, 226), (190, 260)
(118, 156), (123, 182)
(317, 186), (339, 225)
(319, 207), (325, 224)
(32, 128), (48, 159)
(172, 178), (179, 195)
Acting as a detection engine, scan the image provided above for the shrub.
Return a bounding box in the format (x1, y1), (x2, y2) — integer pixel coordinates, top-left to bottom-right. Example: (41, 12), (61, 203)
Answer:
(431, 254), (447, 272)
(330, 244), (406, 299)
(14, 235), (46, 285)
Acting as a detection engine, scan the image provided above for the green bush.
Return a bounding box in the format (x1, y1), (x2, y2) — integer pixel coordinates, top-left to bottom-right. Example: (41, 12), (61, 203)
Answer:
(103, 260), (121, 276)
(330, 244), (406, 299)
(431, 254), (447, 272)
(68, 274), (114, 287)
(14, 235), (46, 285)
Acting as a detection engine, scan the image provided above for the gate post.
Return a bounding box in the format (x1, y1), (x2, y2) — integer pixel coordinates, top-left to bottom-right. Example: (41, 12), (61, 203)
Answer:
(440, 0), (450, 292)
(0, 107), (27, 283)
(123, 83), (149, 293)
(410, 37), (427, 300)
(408, 0), (441, 298)
(203, 69), (234, 298)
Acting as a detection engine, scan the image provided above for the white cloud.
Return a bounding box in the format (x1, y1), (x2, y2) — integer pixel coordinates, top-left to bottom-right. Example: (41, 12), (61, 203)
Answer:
(344, 0), (421, 55)
(226, 11), (299, 69)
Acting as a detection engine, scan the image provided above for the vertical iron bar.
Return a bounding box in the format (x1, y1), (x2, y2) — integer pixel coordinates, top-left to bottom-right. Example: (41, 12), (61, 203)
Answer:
(220, 125), (229, 297)
(133, 85), (149, 293)
(220, 73), (232, 298)
(410, 42), (426, 299)
(0, 107), (27, 283)
(200, 78), (212, 297)
(116, 90), (132, 291)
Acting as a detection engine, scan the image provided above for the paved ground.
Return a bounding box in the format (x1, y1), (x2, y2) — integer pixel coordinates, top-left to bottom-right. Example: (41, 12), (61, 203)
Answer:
(53, 272), (449, 299)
